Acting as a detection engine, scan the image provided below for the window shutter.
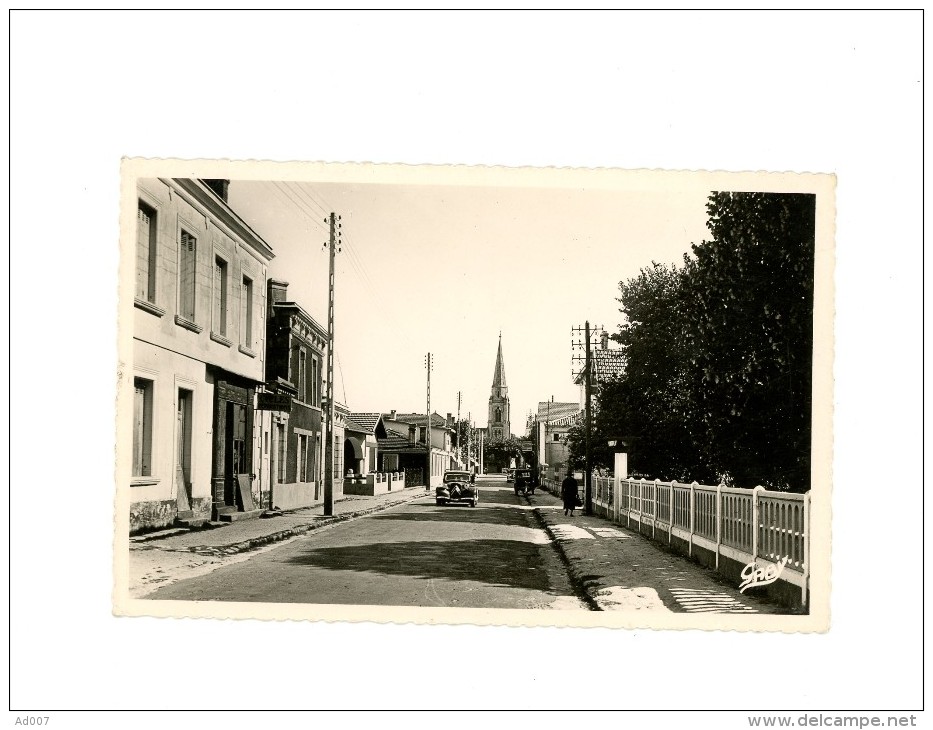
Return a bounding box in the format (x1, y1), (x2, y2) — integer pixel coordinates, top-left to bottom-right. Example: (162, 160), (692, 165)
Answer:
(136, 207), (152, 300)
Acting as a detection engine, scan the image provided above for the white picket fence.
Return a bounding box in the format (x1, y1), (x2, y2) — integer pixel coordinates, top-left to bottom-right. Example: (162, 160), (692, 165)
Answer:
(547, 475), (810, 605)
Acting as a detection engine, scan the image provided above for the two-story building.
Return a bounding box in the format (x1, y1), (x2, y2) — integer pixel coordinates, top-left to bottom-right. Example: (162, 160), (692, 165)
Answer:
(255, 279), (329, 512)
(129, 178), (272, 532)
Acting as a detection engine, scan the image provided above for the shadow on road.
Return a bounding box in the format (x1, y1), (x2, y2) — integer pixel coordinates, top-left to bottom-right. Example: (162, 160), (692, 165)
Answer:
(371, 505), (531, 527)
(283, 539), (552, 590)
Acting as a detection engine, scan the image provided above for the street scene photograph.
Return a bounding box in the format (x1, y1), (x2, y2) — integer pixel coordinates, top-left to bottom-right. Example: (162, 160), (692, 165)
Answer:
(115, 161), (833, 629)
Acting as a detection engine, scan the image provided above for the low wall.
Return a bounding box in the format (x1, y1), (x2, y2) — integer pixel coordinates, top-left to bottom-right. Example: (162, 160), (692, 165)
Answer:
(129, 497), (210, 534)
(267, 482), (318, 511)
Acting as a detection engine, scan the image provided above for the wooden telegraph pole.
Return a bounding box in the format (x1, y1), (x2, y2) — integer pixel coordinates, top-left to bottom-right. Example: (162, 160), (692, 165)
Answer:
(572, 322), (601, 515)
(323, 212), (341, 516)
(425, 352), (432, 491)
(584, 322), (593, 515)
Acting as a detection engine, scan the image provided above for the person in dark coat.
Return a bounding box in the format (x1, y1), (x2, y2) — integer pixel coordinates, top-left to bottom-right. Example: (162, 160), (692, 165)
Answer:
(561, 471), (579, 516)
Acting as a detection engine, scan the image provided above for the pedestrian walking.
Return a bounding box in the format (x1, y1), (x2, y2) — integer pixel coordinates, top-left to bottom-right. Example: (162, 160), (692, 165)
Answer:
(561, 470), (579, 516)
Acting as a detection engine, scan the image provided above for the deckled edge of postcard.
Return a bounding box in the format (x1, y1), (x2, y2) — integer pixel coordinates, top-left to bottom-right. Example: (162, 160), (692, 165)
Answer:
(112, 158), (835, 633)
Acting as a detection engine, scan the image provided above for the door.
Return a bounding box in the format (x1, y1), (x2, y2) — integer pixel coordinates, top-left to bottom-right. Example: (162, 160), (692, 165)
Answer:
(175, 389), (192, 512)
(225, 401), (247, 508)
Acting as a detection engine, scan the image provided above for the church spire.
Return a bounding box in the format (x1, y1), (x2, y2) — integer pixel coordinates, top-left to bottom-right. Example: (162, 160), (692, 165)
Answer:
(487, 333), (510, 442)
(491, 332), (507, 390)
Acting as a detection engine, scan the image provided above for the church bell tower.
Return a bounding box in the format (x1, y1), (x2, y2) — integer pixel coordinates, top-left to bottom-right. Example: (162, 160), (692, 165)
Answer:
(487, 333), (510, 441)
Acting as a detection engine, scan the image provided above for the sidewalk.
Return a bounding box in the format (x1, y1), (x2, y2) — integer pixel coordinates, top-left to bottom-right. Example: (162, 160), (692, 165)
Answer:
(131, 485), (429, 556)
(126, 486), (429, 598)
(527, 487), (792, 614)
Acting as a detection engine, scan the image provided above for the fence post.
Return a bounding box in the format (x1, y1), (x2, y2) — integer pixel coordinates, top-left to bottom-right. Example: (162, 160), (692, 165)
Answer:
(715, 483), (722, 569)
(802, 491), (810, 607)
(689, 482), (697, 557)
(669, 481), (676, 544)
(752, 485), (764, 565)
(653, 479), (660, 541)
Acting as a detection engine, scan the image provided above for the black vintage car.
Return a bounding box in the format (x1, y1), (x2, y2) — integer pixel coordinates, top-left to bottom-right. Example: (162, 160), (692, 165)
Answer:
(436, 470), (478, 507)
(513, 469), (534, 495)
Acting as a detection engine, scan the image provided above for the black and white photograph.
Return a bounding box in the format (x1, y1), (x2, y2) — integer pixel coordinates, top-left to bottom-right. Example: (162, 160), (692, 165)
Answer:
(114, 162), (833, 631)
(9, 8), (922, 722)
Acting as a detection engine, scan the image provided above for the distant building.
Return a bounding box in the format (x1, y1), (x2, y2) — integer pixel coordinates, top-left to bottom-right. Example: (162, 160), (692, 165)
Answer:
(129, 178), (272, 531)
(533, 400), (582, 481)
(487, 334), (510, 441)
(381, 411), (455, 487)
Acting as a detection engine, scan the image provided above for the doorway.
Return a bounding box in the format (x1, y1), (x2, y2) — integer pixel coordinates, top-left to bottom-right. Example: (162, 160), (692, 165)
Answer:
(175, 389), (193, 512)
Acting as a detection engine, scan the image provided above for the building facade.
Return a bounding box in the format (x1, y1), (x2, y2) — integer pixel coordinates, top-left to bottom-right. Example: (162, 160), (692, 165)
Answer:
(534, 400), (581, 482)
(487, 334), (510, 441)
(256, 279), (329, 512)
(381, 411), (455, 487)
(130, 178), (272, 532)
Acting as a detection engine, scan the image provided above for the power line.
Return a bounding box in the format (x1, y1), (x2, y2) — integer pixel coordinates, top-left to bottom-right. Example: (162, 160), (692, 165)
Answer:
(263, 181), (330, 237)
(284, 181), (330, 221)
(270, 181), (331, 236)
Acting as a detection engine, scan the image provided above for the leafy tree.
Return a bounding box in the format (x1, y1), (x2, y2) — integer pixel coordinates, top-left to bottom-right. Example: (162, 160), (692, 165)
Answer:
(483, 437), (523, 473)
(682, 192), (815, 491)
(583, 192), (815, 492)
(612, 262), (714, 482)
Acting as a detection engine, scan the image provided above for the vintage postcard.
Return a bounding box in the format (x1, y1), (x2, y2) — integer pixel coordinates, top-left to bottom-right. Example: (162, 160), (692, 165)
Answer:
(113, 159), (834, 632)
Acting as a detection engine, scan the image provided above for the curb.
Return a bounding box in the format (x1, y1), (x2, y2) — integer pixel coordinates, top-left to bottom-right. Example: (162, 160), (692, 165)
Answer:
(524, 496), (601, 612)
(172, 489), (427, 557)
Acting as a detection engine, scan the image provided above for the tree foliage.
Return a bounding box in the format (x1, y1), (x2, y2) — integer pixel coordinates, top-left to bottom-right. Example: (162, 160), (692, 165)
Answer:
(584, 192), (815, 492)
(483, 437), (523, 473)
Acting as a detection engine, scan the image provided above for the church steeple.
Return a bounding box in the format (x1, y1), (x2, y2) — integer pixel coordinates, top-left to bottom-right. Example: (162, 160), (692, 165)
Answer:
(491, 332), (507, 393)
(487, 333), (510, 441)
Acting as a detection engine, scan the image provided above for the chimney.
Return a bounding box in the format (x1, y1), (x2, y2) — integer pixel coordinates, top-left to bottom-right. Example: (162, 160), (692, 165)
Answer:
(268, 279), (289, 307)
(389, 409), (397, 420)
(601, 331), (609, 350)
(202, 179), (230, 202)
(446, 412), (452, 427)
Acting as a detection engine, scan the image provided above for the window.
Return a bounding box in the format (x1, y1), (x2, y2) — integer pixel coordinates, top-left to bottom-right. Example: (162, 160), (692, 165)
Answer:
(240, 275), (253, 348)
(178, 229), (197, 321)
(275, 423), (286, 483)
(333, 434), (343, 484)
(137, 201), (157, 303)
(310, 356), (318, 406)
(298, 348), (307, 403)
(297, 434), (314, 482)
(213, 257), (228, 337)
(133, 378), (154, 477)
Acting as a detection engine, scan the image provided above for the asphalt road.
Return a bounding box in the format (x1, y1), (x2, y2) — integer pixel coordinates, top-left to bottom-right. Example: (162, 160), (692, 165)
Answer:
(146, 479), (587, 610)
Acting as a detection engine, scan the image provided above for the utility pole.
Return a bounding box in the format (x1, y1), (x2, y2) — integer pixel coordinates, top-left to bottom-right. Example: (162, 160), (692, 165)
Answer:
(572, 323), (602, 516)
(584, 322), (593, 515)
(456, 391), (462, 469)
(323, 212), (341, 516)
(467, 410), (471, 475)
(425, 352), (433, 491)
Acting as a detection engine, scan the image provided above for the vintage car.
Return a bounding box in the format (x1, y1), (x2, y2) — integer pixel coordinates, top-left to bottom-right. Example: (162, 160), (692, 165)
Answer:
(436, 470), (477, 507)
(513, 468), (534, 495)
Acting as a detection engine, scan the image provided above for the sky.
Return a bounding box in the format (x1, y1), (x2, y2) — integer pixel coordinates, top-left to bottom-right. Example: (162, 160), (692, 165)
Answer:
(227, 172), (713, 432)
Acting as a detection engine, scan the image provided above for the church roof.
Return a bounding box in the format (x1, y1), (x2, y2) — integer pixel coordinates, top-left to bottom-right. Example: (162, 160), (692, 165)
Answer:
(491, 334), (507, 389)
